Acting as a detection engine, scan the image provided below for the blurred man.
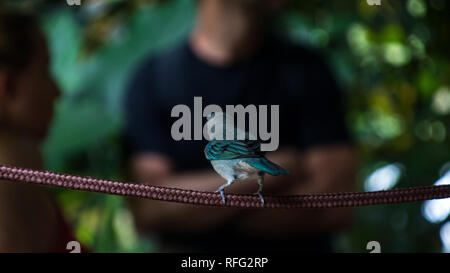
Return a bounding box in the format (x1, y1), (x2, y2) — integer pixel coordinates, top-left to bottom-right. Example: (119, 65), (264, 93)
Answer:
(124, 0), (356, 252)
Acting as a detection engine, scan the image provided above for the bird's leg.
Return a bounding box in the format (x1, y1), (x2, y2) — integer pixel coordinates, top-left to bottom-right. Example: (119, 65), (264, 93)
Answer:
(256, 174), (265, 204)
(215, 179), (235, 204)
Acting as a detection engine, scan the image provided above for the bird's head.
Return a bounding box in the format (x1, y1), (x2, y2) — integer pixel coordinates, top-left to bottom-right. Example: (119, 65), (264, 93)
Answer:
(205, 111), (256, 141)
(206, 111), (215, 121)
(205, 111), (232, 141)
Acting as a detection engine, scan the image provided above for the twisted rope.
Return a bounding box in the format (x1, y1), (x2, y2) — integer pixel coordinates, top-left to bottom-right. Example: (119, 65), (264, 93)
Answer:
(1, 164), (449, 209)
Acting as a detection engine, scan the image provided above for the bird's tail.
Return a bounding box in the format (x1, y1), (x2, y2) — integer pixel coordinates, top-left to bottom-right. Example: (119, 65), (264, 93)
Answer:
(245, 157), (291, 176)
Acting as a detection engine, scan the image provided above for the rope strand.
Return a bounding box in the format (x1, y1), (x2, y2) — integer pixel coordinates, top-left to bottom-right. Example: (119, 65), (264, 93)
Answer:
(1, 164), (449, 209)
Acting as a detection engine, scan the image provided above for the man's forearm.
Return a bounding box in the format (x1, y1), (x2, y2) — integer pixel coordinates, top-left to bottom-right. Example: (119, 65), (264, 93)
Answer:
(130, 145), (356, 234)
(235, 145), (357, 235)
(131, 171), (237, 232)
(131, 170), (294, 232)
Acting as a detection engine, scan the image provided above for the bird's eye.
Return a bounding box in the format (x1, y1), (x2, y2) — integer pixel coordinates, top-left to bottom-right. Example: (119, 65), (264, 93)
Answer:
(207, 112), (216, 121)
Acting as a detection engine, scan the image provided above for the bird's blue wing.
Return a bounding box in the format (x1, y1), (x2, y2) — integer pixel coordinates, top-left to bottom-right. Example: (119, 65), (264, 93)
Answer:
(205, 140), (291, 176)
(242, 157), (291, 176)
(205, 140), (262, 160)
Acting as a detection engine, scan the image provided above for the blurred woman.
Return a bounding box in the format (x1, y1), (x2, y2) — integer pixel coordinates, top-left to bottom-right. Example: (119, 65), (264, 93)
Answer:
(0, 9), (74, 252)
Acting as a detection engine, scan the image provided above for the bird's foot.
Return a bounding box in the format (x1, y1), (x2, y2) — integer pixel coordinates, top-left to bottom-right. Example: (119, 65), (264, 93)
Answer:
(215, 189), (226, 204)
(256, 190), (265, 205)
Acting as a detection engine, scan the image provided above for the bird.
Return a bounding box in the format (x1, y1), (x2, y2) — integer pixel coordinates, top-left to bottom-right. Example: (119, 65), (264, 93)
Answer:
(204, 112), (290, 204)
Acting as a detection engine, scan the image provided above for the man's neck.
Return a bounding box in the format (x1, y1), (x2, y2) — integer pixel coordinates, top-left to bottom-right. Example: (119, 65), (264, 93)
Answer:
(190, 1), (263, 66)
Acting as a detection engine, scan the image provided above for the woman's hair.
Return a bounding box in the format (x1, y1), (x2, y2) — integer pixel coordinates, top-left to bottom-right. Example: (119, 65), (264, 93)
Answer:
(0, 9), (38, 70)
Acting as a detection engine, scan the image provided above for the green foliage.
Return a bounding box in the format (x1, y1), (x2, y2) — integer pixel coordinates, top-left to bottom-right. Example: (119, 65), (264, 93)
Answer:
(280, 0), (450, 252)
(40, 0), (195, 252)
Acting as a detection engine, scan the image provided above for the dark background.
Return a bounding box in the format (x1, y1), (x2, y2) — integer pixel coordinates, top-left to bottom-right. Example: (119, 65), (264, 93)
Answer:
(2, 0), (450, 252)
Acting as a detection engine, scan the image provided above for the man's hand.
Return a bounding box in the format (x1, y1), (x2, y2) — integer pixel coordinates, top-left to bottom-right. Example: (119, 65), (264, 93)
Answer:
(128, 144), (357, 234)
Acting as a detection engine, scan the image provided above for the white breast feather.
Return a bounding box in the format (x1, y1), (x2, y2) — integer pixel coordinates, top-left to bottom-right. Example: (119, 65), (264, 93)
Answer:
(211, 159), (261, 181)
(234, 161), (260, 180)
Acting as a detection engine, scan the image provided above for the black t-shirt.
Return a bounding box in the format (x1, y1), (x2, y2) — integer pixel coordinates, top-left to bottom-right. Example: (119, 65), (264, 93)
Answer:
(123, 37), (350, 252)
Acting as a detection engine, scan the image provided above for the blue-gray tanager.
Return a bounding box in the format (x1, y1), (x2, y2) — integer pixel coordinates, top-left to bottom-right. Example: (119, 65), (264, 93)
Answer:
(204, 112), (290, 204)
